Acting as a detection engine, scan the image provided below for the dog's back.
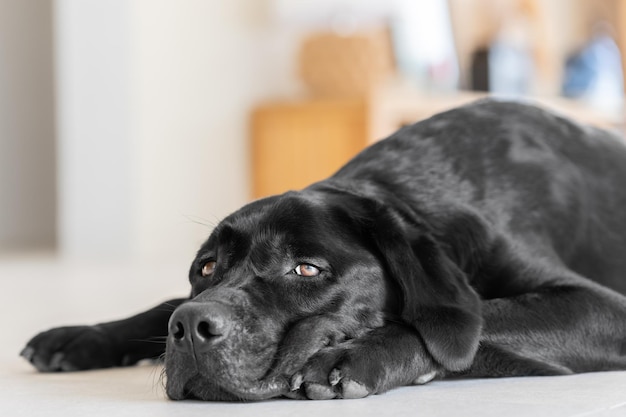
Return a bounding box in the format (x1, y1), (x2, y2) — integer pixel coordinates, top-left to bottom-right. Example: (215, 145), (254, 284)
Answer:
(334, 99), (626, 294)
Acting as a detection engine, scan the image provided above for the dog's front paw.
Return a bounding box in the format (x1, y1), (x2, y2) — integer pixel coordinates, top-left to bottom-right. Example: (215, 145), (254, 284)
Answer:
(21, 326), (120, 372)
(287, 344), (385, 400)
(286, 325), (441, 401)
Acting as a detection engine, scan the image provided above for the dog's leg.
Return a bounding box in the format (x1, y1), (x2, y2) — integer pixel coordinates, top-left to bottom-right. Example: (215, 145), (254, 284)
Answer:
(290, 282), (626, 400)
(288, 322), (440, 400)
(460, 283), (626, 378)
(21, 298), (187, 372)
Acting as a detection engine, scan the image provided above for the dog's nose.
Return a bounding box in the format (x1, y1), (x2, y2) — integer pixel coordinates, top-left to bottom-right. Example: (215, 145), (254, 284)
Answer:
(168, 302), (232, 352)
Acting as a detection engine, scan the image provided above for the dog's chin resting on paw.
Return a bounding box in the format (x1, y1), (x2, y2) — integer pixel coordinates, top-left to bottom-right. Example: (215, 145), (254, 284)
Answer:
(21, 100), (626, 401)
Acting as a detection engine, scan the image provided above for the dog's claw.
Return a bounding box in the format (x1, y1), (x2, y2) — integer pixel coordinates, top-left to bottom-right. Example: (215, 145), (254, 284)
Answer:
(290, 373), (304, 392)
(20, 346), (35, 362)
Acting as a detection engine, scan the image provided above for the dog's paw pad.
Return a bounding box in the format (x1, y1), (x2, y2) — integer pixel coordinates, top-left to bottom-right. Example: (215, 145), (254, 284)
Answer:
(283, 390), (305, 400)
(303, 382), (336, 400)
(413, 370), (438, 385)
(340, 379), (369, 399)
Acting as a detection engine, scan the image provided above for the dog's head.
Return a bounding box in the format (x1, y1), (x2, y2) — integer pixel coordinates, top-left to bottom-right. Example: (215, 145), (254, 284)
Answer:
(165, 182), (482, 401)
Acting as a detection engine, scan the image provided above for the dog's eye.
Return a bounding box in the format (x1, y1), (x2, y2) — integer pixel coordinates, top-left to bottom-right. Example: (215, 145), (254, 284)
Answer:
(294, 264), (320, 277)
(201, 261), (217, 277)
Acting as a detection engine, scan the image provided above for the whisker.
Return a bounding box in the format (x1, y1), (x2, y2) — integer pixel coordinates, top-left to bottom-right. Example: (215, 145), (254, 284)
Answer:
(181, 214), (220, 229)
(157, 304), (183, 312)
(147, 360), (167, 398)
(153, 353), (168, 396)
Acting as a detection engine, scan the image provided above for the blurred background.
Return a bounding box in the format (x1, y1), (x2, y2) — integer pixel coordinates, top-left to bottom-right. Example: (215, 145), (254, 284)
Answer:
(1, 0), (625, 263)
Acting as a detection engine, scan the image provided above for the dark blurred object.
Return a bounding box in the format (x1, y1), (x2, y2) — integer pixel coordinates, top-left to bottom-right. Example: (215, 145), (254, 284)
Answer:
(470, 48), (490, 91)
(562, 31), (623, 111)
(465, 1), (535, 96)
(562, 50), (594, 98)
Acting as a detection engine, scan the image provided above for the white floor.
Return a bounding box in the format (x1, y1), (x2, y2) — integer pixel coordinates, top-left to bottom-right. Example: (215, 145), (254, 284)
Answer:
(1, 254), (626, 417)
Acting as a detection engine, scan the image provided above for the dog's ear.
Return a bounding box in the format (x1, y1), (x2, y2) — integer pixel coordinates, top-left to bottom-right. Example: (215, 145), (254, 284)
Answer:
(367, 204), (483, 372)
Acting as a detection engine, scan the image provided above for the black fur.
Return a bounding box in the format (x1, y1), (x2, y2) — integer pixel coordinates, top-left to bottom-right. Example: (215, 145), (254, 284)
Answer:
(22, 100), (626, 400)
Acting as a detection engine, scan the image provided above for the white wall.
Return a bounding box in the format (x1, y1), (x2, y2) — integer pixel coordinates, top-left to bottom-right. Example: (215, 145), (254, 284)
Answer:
(55, 0), (293, 260)
(0, 0), (56, 250)
(55, 0), (134, 258)
(131, 0), (261, 260)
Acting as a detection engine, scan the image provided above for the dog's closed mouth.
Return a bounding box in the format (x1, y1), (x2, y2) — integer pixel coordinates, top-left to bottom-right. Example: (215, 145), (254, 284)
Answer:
(172, 372), (289, 402)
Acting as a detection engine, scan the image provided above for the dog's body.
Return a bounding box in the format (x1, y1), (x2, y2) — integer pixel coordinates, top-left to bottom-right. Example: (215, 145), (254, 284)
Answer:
(22, 100), (626, 400)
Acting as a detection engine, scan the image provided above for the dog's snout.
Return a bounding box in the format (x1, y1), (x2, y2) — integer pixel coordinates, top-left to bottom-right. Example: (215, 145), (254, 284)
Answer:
(168, 302), (232, 351)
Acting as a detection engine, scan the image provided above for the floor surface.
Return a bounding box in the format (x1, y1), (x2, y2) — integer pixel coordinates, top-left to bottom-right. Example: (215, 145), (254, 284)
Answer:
(1, 254), (626, 416)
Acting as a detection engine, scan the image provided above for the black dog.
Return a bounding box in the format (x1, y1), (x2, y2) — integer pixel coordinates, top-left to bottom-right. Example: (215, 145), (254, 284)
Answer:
(21, 100), (626, 400)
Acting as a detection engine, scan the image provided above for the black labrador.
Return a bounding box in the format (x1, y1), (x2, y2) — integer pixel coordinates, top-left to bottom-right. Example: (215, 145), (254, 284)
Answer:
(21, 100), (626, 401)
